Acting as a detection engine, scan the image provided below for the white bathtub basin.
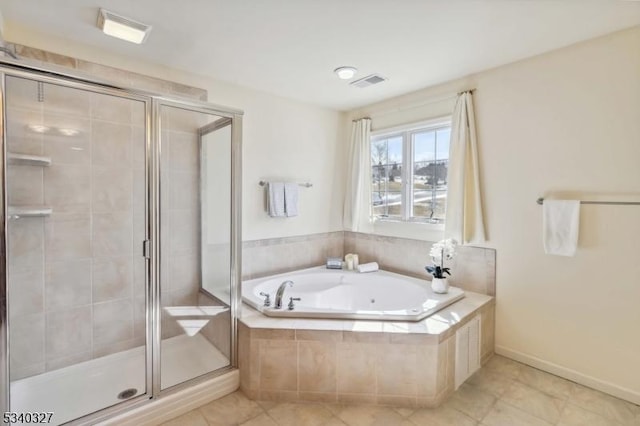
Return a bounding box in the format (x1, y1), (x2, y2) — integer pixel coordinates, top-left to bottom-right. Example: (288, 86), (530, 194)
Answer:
(242, 266), (464, 321)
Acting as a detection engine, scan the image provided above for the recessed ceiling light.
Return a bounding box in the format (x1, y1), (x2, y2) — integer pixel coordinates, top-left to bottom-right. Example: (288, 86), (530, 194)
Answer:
(334, 66), (358, 80)
(97, 9), (152, 44)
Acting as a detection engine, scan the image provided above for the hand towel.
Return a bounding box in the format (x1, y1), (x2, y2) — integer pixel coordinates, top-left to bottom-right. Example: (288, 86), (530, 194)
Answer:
(543, 200), (580, 256)
(284, 182), (299, 217)
(357, 262), (379, 273)
(268, 182), (286, 217)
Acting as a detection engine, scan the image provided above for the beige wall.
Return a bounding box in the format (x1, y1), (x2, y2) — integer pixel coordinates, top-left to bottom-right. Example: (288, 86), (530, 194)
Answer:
(349, 26), (640, 403)
(3, 24), (346, 242)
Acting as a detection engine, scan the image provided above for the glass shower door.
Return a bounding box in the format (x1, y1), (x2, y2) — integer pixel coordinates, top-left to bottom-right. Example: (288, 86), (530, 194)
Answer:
(4, 74), (149, 424)
(158, 103), (233, 390)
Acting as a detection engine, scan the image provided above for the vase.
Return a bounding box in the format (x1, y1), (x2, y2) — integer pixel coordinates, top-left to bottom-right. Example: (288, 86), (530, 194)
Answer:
(431, 277), (449, 294)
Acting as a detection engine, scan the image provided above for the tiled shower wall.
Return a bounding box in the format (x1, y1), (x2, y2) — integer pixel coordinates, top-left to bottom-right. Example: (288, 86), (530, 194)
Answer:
(160, 107), (207, 340)
(242, 231), (496, 296)
(6, 78), (148, 380)
(3, 43), (232, 381)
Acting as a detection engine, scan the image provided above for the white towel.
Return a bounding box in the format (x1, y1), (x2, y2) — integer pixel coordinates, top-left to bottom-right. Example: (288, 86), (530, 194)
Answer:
(268, 182), (286, 217)
(543, 200), (580, 256)
(284, 182), (299, 217)
(357, 262), (379, 273)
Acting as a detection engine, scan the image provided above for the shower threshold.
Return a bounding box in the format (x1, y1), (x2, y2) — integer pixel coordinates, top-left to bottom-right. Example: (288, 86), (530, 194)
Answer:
(9, 334), (229, 425)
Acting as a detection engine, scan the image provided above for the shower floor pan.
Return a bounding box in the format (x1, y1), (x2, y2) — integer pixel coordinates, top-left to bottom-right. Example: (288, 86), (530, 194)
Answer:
(10, 334), (229, 425)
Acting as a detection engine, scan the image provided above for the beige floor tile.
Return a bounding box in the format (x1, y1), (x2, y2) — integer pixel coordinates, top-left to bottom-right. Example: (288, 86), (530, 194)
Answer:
(447, 383), (497, 421)
(500, 381), (564, 424)
(333, 405), (409, 426)
(322, 403), (345, 417)
(257, 400), (281, 411)
(393, 407), (415, 418)
(321, 417), (348, 426)
(483, 355), (523, 380)
(240, 413), (279, 426)
(161, 410), (209, 426)
(467, 368), (514, 398)
(557, 403), (625, 426)
(409, 404), (477, 426)
(517, 365), (574, 400)
(267, 402), (335, 426)
(569, 384), (639, 425)
(199, 391), (265, 426)
(482, 400), (553, 426)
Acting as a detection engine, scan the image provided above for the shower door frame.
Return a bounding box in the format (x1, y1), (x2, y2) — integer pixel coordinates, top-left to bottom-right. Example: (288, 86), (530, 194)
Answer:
(0, 59), (243, 424)
(151, 97), (242, 396)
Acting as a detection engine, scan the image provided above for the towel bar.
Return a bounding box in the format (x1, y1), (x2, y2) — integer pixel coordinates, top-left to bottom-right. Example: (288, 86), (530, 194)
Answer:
(537, 197), (640, 206)
(259, 181), (312, 188)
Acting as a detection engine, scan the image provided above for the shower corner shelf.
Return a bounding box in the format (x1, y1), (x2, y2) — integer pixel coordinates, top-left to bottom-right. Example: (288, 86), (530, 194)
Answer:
(7, 153), (51, 167)
(8, 206), (52, 219)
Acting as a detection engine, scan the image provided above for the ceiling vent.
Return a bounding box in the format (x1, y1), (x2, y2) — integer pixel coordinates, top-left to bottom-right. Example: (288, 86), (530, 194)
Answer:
(350, 74), (387, 88)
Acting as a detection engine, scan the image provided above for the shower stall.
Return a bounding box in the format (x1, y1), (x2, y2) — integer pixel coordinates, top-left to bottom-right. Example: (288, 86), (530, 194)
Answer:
(0, 60), (242, 424)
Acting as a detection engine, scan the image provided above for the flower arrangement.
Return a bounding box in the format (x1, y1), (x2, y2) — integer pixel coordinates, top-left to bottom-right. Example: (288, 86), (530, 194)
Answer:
(426, 238), (457, 279)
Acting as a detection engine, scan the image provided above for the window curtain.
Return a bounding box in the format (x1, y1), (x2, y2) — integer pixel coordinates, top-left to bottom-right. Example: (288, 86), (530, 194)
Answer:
(343, 118), (373, 232)
(445, 92), (486, 244)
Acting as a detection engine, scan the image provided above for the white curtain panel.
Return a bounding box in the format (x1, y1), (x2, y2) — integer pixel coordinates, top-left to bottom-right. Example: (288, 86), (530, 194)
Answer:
(343, 118), (373, 232)
(445, 92), (486, 244)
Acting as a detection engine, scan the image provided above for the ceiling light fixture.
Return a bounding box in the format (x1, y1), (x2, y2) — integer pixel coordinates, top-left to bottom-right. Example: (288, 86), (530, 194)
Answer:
(334, 66), (358, 80)
(97, 9), (152, 44)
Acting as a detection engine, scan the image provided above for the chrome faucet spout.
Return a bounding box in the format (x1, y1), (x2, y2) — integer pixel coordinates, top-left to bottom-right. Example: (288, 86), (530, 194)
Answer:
(274, 280), (293, 309)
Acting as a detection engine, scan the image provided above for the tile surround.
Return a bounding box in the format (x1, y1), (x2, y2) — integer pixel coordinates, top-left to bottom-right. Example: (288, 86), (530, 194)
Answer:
(242, 232), (345, 281)
(242, 231), (496, 297)
(344, 231), (496, 296)
(238, 297), (495, 408)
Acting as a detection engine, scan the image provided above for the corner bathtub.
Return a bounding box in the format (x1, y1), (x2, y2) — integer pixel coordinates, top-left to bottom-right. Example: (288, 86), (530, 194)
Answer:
(242, 266), (464, 321)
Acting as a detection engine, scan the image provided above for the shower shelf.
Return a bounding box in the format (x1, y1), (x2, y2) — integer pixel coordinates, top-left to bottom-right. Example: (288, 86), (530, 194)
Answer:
(8, 205), (52, 219)
(7, 153), (51, 167)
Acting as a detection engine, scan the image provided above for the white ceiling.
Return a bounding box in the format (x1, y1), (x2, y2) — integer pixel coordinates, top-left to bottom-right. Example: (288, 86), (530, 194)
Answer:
(1, 1), (639, 110)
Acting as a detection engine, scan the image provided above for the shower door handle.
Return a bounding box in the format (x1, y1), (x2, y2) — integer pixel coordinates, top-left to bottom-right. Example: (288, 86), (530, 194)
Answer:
(143, 240), (151, 259)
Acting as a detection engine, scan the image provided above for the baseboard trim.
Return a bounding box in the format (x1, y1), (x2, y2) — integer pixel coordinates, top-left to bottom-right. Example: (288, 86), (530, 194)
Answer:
(495, 345), (640, 405)
(100, 370), (240, 425)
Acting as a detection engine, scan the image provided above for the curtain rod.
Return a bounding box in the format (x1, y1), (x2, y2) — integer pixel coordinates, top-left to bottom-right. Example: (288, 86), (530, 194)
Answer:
(352, 88), (476, 122)
(537, 197), (640, 206)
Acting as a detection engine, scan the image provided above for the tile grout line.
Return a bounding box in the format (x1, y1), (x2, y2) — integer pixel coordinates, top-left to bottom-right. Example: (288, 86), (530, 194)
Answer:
(477, 392), (500, 424)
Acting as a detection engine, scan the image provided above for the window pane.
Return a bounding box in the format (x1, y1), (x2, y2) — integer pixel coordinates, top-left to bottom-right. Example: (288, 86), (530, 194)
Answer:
(412, 128), (449, 223)
(371, 136), (403, 218)
(436, 128), (450, 161)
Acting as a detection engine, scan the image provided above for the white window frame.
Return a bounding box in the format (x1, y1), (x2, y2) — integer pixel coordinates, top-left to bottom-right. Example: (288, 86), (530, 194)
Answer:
(370, 116), (452, 226)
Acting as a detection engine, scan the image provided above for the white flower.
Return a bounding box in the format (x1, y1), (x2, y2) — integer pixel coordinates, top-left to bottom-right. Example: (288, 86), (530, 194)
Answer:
(429, 239), (458, 263)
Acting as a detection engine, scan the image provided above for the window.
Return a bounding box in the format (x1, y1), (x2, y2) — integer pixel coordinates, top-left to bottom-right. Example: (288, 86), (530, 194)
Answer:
(371, 120), (451, 224)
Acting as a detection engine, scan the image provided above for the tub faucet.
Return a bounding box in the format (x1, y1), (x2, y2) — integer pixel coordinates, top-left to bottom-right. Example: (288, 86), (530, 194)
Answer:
(274, 280), (293, 309)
